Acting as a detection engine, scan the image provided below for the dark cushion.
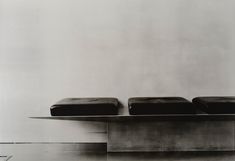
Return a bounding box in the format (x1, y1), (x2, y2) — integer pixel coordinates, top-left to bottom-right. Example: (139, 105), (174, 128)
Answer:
(50, 98), (119, 116)
(128, 97), (196, 115)
(192, 96), (235, 114)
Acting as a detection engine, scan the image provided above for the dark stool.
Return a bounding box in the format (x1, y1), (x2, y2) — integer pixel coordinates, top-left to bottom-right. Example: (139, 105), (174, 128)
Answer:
(192, 96), (235, 114)
(50, 97), (119, 116)
(128, 97), (196, 115)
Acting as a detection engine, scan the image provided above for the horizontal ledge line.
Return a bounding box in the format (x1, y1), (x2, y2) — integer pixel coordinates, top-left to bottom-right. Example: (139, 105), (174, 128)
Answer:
(0, 142), (106, 144)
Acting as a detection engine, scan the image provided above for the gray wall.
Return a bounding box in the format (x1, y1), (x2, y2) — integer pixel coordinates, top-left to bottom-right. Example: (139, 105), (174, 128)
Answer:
(0, 0), (235, 142)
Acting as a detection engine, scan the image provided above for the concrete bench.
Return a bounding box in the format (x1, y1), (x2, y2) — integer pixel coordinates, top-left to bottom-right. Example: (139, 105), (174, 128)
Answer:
(33, 96), (235, 152)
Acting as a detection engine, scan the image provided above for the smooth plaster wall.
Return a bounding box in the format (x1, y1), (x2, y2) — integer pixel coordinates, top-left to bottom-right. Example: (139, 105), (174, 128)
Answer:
(0, 0), (235, 142)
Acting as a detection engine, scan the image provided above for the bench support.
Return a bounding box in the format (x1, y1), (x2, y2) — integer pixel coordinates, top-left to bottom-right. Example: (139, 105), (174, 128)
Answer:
(107, 121), (235, 152)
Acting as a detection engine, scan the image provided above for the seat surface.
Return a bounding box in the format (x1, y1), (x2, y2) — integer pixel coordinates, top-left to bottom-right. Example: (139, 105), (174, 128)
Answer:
(50, 98), (119, 116)
(192, 96), (235, 114)
(128, 97), (196, 115)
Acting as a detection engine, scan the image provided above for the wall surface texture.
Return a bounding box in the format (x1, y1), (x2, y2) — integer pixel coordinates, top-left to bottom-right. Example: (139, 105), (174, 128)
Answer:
(0, 0), (235, 142)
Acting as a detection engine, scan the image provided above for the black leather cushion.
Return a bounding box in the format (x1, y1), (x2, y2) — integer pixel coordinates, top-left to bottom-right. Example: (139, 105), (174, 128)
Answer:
(128, 97), (196, 115)
(50, 98), (119, 116)
(192, 96), (235, 114)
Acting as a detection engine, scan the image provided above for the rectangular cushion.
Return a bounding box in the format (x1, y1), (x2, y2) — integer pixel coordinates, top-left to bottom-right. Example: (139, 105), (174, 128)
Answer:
(192, 96), (235, 114)
(128, 97), (196, 115)
(50, 98), (119, 116)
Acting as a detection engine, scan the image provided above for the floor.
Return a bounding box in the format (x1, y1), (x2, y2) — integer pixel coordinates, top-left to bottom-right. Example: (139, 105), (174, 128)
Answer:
(1, 143), (235, 161)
